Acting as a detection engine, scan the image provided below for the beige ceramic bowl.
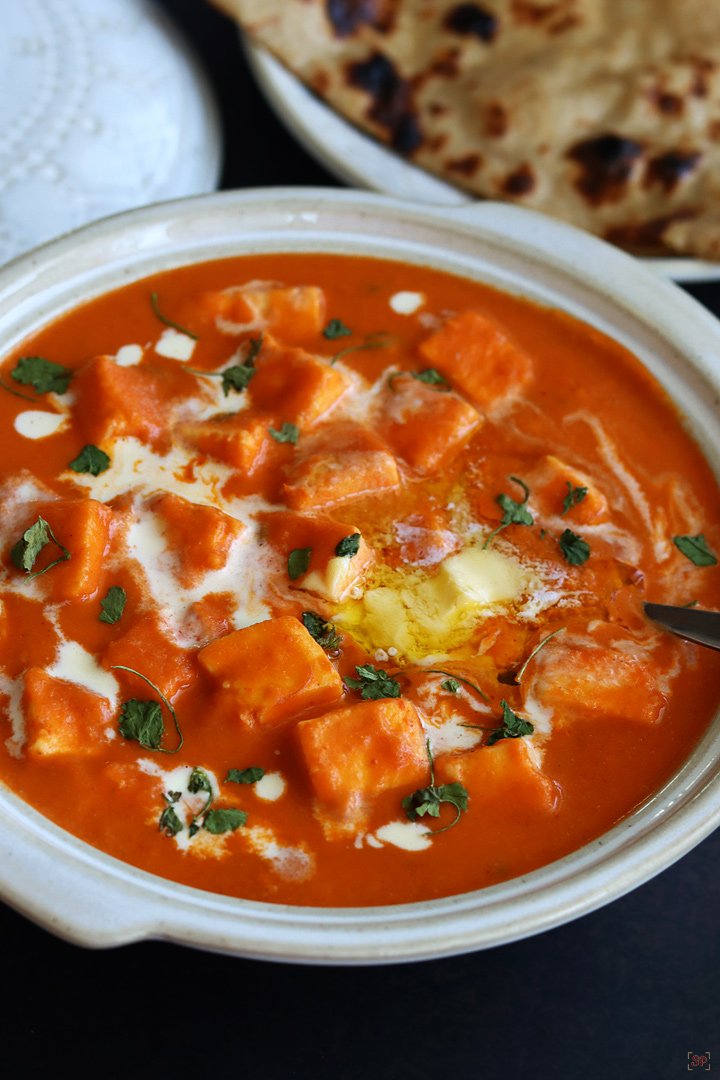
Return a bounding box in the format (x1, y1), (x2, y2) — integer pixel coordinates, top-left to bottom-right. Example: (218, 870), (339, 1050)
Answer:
(1, 189), (720, 963)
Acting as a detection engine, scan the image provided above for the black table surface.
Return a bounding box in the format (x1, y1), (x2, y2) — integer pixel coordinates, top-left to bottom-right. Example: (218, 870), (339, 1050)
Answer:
(2, 3), (718, 1077)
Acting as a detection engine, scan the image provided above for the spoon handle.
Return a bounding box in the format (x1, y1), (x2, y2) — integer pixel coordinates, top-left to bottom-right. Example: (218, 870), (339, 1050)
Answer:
(644, 602), (720, 651)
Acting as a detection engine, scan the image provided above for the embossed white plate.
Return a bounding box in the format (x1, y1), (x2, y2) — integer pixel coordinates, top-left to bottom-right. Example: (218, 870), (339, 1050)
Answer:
(0, 0), (222, 265)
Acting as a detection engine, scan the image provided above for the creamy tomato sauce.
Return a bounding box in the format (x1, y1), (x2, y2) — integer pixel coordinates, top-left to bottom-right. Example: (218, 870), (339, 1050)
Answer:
(0, 253), (719, 908)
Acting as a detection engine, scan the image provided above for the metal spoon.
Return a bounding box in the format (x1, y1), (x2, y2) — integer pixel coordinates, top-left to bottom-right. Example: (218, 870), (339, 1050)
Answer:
(644, 602), (720, 651)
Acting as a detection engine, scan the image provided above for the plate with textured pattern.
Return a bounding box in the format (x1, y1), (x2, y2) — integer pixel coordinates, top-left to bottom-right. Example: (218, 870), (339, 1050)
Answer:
(0, 0), (222, 266)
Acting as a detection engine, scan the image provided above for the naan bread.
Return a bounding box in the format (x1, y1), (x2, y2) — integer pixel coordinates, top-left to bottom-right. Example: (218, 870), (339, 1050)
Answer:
(214, 0), (720, 258)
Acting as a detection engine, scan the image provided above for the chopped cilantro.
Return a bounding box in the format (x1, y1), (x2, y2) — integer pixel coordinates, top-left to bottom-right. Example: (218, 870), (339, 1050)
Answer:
(112, 665), (183, 753)
(483, 477), (533, 548)
(11, 516), (71, 582)
(187, 767), (214, 837)
(227, 767), (265, 785)
(302, 611), (342, 650)
(441, 677), (460, 695)
(150, 291), (198, 340)
(68, 444), (111, 476)
(11, 356), (73, 395)
(673, 534), (718, 567)
(288, 547), (312, 581)
(515, 627), (566, 683)
(159, 798), (183, 837)
(269, 422), (299, 444)
(425, 669), (490, 702)
(335, 533), (361, 558)
(559, 528), (590, 565)
(99, 585), (126, 625)
(388, 368), (450, 392)
(330, 340), (390, 365)
(561, 482), (588, 516)
(186, 334), (262, 395)
(344, 664), (401, 700)
(323, 319), (352, 339)
(118, 699), (164, 751)
(402, 739), (468, 834)
(203, 808), (247, 834)
(486, 700), (534, 746)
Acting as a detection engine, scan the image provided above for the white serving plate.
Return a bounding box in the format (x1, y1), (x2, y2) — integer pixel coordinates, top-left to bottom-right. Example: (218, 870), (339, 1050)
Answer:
(1, 188), (720, 963)
(244, 41), (720, 285)
(0, 0), (222, 266)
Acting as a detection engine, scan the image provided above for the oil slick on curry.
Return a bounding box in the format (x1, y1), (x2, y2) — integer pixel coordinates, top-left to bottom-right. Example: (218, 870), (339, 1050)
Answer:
(0, 253), (719, 907)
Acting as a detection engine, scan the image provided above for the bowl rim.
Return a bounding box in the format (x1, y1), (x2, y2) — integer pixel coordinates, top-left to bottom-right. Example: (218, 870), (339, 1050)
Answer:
(1, 186), (720, 963)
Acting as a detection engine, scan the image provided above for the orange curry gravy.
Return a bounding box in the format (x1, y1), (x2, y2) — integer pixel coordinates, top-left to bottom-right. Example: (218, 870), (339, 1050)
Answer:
(0, 253), (719, 908)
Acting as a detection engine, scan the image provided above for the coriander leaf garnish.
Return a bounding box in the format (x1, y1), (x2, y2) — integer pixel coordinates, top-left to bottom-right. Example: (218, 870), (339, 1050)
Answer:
(402, 739), (468, 835)
(0, 377), (36, 402)
(185, 333), (262, 395)
(11, 516), (71, 581)
(561, 482), (588, 516)
(302, 611), (342, 650)
(673, 534), (718, 567)
(425, 669), (490, 702)
(203, 808), (247, 834)
(11, 356), (73, 395)
(335, 533), (361, 558)
(269, 422), (299, 444)
(112, 665), (183, 753)
(220, 333), (263, 395)
(118, 699), (164, 751)
(466, 699), (534, 747)
(344, 664), (401, 700)
(323, 318), (352, 339)
(150, 291), (198, 340)
(330, 340), (390, 365)
(159, 797), (183, 837)
(227, 767), (265, 785)
(441, 678), (460, 695)
(187, 767), (214, 837)
(221, 363), (255, 395)
(99, 585), (126, 625)
(388, 368), (450, 392)
(288, 546), (312, 581)
(559, 528), (590, 565)
(69, 444), (111, 476)
(483, 476), (533, 549)
(515, 627), (566, 683)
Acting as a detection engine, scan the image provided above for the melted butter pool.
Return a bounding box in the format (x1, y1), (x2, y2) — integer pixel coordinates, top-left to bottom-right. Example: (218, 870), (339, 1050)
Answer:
(335, 544), (530, 661)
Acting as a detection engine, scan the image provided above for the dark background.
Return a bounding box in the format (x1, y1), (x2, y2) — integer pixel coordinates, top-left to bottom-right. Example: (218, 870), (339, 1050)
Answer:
(2, 2), (718, 1076)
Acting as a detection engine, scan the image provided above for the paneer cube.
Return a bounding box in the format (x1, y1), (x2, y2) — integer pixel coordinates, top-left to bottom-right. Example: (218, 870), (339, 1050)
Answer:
(521, 633), (666, 724)
(525, 455), (608, 524)
(17, 499), (114, 601)
(437, 738), (559, 814)
(283, 424), (399, 510)
(419, 310), (532, 410)
(296, 698), (427, 813)
(198, 284), (325, 342)
(103, 613), (197, 701)
(151, 491), (246, 584)
(175, 410), (276, 472)
(198, 615), (343, 726)
(249, 344), (350, 428)
(375, 375), (482, 475)
(73, 354), (172, 447)
(261, 510), (373, 601)
(23, 667), (112, 758)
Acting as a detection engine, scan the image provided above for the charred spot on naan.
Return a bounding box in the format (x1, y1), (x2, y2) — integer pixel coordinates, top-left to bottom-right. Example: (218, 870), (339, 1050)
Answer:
(568, 135), (645, 207)
(347, 52), (423, 153)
